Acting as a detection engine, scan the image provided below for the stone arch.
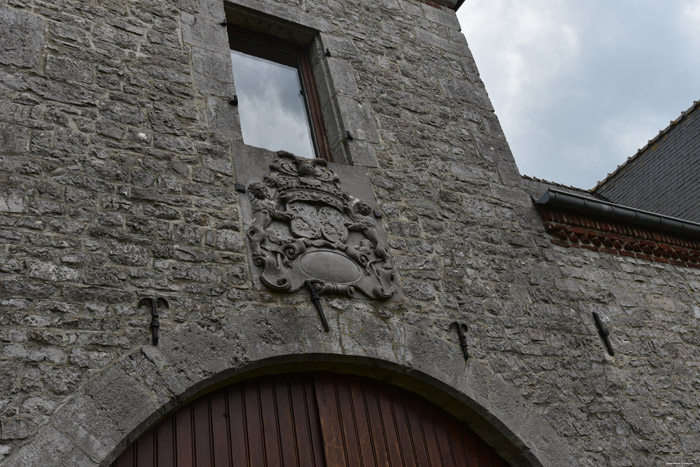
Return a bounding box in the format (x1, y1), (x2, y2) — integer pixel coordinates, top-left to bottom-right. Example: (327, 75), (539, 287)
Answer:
(3, 319), (575, 467)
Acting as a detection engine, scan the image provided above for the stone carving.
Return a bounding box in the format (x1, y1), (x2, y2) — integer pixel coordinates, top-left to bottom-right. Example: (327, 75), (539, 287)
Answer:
(245, 151), (396, 299)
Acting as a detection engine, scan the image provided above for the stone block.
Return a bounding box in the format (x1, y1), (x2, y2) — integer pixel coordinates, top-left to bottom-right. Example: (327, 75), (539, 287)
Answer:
(414, 27), (468, 57)
(336, 304), (397, 362)
(153, 134), (194, 154)
(50, 395), (122, 461)
(441, 78), (494, 111)
(181, 12), (229, 52)
(0, 7), (45, 68)
(206, 96), (242, 140)
(28, 76), (95, 105)
(343, 139), (377, 167)
(27, 261), (80, 282)
(335, 95), (380, 144)
(239, 306), (304, 358)
(204, 230), (244, 252)
(0, 124), (29, 154)
(0, 418), (35, 440)
(84, 364), (158, 436)
(0, 186), (24, 213)
(1, 425), (90, 467)
(323, 57), (359, 99)
(422, 3), (461, 30)
(229, 0), (331, 33)
(522, 411), (579, 467)
(98, 100), (146, 126)
(158, 325), (247, 396)
(45, 55), (92, 84)
(192, 47), (235, 98)
(108, 242), (150, 267)
(55, 128), (90, 154)
(200, 0), (226, 21)
(94, 24), (140, 50)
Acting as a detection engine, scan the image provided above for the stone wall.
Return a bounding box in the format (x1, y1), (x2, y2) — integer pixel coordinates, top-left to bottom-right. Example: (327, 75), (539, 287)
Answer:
(1, 0), (699, 466)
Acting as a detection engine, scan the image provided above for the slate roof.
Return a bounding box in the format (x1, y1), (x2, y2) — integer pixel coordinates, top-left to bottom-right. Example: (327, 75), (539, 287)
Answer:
(593, 100), (700, 223)
(520, 174), (607, 201)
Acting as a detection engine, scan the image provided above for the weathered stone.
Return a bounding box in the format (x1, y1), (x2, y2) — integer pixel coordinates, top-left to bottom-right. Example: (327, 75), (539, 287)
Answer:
(0, 123), (29, 153)
(108, 242), (150, 267)
(204, 230), (244, 252)
(0, 8), (44, 68)
(28, 76), (95, 105)
(45, 55), (93, 84)
(192, 47), (235, 98)
(27, 261), (80, 282)
(99, 100), (146, 126)
(0, 186), (24, 213)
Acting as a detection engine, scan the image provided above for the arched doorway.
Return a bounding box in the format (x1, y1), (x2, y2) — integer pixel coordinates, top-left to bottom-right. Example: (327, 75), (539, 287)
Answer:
(113, 372), (509, 466)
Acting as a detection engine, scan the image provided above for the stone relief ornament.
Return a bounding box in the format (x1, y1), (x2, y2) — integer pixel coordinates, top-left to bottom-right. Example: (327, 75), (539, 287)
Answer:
(245, 151), (396, 299)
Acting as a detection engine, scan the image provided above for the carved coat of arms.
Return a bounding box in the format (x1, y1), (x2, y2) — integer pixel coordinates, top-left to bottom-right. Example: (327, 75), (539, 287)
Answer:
(245, 152), (395, 299)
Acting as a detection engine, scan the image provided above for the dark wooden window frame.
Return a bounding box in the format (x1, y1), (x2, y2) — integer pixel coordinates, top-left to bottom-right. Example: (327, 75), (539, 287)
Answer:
(228, 26), (332, 161)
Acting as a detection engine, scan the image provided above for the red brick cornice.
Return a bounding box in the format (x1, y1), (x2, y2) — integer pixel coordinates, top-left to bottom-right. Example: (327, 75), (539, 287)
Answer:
(538, 207), (700, 268)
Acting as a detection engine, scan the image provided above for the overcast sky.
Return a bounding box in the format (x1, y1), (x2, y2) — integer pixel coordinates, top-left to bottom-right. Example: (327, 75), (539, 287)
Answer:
(456, 1), (700, 189)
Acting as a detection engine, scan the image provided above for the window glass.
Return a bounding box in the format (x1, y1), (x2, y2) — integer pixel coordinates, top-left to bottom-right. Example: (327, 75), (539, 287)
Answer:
(230, 49), (316, 159)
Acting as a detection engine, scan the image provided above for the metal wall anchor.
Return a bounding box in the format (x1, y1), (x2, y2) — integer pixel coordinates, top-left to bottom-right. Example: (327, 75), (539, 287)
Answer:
(451, 322), (469, 361)
(592, 312), (614, 356)
(305, 280), (330, 332)
(138, 297), (169, 346)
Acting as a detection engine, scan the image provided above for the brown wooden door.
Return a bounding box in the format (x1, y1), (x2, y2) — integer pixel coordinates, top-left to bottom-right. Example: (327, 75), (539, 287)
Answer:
(113, 373), (509, 467)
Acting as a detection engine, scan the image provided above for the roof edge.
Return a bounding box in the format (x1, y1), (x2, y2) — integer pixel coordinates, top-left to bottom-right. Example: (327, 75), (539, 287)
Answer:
(521, 174), (596, 196)
(535, 188), (700, 239)
(593, 99), (700, 192)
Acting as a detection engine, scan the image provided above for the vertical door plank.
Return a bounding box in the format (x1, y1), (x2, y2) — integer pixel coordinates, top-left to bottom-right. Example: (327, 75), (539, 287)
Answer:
(387, 393), (417, 467)
(259, 377), (282, 467)
(334, 375), (364, 467)
(114, 444), (135, 467)
(347, 377), (379, 467)
(474, 435), (495, 467)
(192, 396), (212, 465)
(304, 377), (327, 467)
(442, 415), (469, 467)
(433, 411), (458, 467)
(274, 376), (300, 466)
(135, 429), (154, 467)
(402, 397), (430, 467)
(288, 376), (313, 466)
(209, 388), (231, 467)
(227, 385), (248, 467)
(359, 379), (390, 467)
(458, 426), (483, 467)
(314, 373), (348, 466)
(375, 383), (405, 467)
(417, 399), (445, 467)
(175, 406), (194, 467)
(155, 415), (175, 467)
(243, 380), (266, 467)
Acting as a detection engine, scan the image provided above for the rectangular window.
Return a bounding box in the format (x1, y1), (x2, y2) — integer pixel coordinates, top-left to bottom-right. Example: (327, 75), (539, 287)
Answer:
(228, 27), (331, 161)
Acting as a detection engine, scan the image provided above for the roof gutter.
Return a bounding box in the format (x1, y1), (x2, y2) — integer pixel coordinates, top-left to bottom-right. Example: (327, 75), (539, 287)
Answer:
(535, 188), (700, 239)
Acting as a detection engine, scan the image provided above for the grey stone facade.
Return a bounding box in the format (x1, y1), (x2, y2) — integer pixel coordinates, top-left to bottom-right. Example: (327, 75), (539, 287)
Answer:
(0, 0), (698, 466)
